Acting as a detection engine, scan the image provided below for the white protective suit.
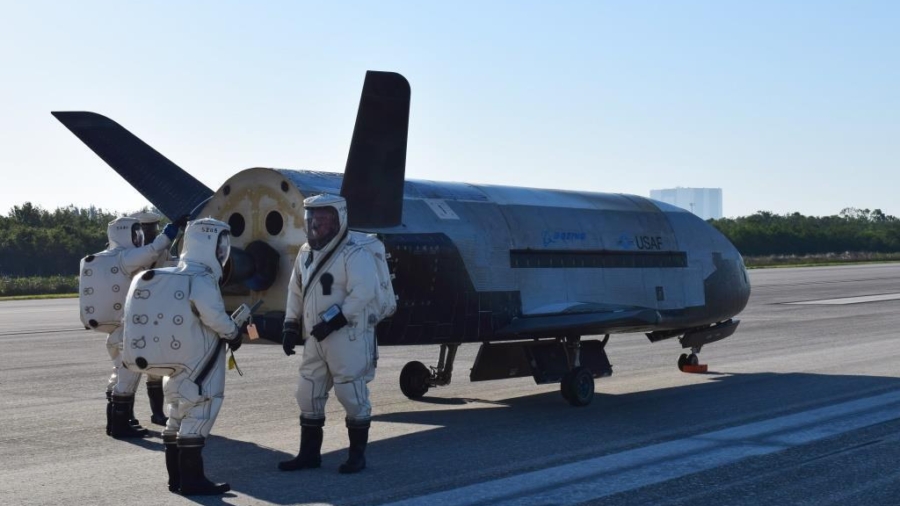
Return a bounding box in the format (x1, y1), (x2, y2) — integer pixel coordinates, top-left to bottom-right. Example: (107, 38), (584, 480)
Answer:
(81, 216), (172, 396)
(285, 194), (379, 422)
(131, 211), (176, 425)
(147, 218), (240, 439)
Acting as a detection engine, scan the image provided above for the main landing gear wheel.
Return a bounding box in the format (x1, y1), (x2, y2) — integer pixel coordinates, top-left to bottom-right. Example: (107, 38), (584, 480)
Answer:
(400, 361), (431, 399)
(677, 353), (700, 371)
(560, 366), (594, 407)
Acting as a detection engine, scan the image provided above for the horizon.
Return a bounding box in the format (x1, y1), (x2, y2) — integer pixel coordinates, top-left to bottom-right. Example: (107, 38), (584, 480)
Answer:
(5, 197), (894, 222)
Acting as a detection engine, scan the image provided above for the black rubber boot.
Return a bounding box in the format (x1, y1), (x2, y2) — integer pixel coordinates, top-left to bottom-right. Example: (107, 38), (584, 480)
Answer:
(278, 416), (324, 471)
(110, 394), (149, 438)
(105, 391), (113, 436)
(338, 419), (370, 474)
(178, 437), (230, 496)
(127, 395), (142, 427)
(147, 381), (168, 426)
(163, 434), (180, 493)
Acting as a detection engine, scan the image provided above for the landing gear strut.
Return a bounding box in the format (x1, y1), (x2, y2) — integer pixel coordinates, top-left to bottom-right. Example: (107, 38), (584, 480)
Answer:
(559, 335), (606, 407)
(400, 343), (459, 399)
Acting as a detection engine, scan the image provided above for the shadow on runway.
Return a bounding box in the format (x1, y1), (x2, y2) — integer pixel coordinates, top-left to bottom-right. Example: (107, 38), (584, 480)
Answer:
(182, 371), (900, 506)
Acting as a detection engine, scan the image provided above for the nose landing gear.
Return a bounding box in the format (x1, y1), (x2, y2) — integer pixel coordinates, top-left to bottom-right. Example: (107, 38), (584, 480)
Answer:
(677, 346), (707, 373)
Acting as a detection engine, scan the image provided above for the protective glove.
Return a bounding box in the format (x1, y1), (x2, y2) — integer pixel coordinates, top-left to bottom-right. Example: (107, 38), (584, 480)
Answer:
(162, 223), (178, 241)
(310, 306), (348, 342)
(282, 319), (300, 356)
(226, 335), (243, 352)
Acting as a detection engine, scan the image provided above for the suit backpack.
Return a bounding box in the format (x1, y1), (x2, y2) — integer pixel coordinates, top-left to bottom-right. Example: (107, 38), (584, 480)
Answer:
(349, 232), (397, 323)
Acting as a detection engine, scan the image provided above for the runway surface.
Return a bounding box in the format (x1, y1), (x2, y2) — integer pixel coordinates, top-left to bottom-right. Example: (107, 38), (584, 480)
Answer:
(2, 263), (900, 505)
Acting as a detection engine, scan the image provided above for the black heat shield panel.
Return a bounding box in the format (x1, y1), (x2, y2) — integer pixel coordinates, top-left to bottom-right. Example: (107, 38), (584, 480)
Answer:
(470, 339), (612, 384)
(51, 111), (214, 220)
(340, 71), (410, 228)
(374, 233), (521, 345)
(495, 308), (661, 339)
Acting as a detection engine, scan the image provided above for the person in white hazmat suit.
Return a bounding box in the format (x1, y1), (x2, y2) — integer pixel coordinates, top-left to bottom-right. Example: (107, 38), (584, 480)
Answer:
(124, 218), (242, 496)
(279, 193), (379, 475)
(79, 216), (177, 438)
(130, 211), (181, 426)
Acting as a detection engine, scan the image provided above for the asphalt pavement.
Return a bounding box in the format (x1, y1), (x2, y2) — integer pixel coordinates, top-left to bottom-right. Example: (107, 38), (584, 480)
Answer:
(1, 263), (899, 505)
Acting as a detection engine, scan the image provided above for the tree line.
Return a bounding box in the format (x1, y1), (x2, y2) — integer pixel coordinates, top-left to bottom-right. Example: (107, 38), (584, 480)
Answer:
(0, 203), (137, 276)
(2, 203), (900, 277)
(709, 208), (900, 257)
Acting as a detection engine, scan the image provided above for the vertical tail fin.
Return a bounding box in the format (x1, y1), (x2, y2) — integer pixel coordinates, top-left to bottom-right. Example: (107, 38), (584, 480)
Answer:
(340, 71), (410, 228)
(51, 111), (214, 220)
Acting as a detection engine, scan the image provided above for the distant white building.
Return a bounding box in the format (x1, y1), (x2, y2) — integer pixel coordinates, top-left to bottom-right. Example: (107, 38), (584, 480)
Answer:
(650, 187), (723, 220)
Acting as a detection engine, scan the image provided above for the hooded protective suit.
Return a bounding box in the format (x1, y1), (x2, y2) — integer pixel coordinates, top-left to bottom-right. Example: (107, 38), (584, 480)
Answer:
(129, 211), (176, 425)
(285, 194), (379, 422)
(127, 218), (238, 495)
(140, 218), (241, 440)
(280, 194), (379, 474)
(79, 216), (173, 396)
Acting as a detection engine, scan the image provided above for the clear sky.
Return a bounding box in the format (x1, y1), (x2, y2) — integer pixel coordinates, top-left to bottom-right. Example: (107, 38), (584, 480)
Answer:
(1, 0), (897, 218)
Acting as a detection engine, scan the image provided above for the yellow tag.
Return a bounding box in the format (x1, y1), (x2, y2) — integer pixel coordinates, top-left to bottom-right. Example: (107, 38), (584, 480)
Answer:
(228, 354), (236, 370)
(247, 323), (259, 340)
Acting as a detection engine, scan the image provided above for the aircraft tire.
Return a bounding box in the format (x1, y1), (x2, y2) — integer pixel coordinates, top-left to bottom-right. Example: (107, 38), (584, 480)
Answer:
(560, 371), (574, 402)
(677, 354), (688, 371)
(561, 366), (594, 407)
(400, 361), (431, 399)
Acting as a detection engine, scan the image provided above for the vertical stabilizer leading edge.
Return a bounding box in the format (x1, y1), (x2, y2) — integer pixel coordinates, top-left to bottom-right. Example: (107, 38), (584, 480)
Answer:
(340, 71), (410, 228)
(51, 111), (214, 220)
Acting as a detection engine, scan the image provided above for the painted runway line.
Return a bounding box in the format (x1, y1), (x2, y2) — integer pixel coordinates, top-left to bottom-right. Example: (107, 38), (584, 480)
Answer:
(784, 293), (900, 305)
(382, 390), (900, 506)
